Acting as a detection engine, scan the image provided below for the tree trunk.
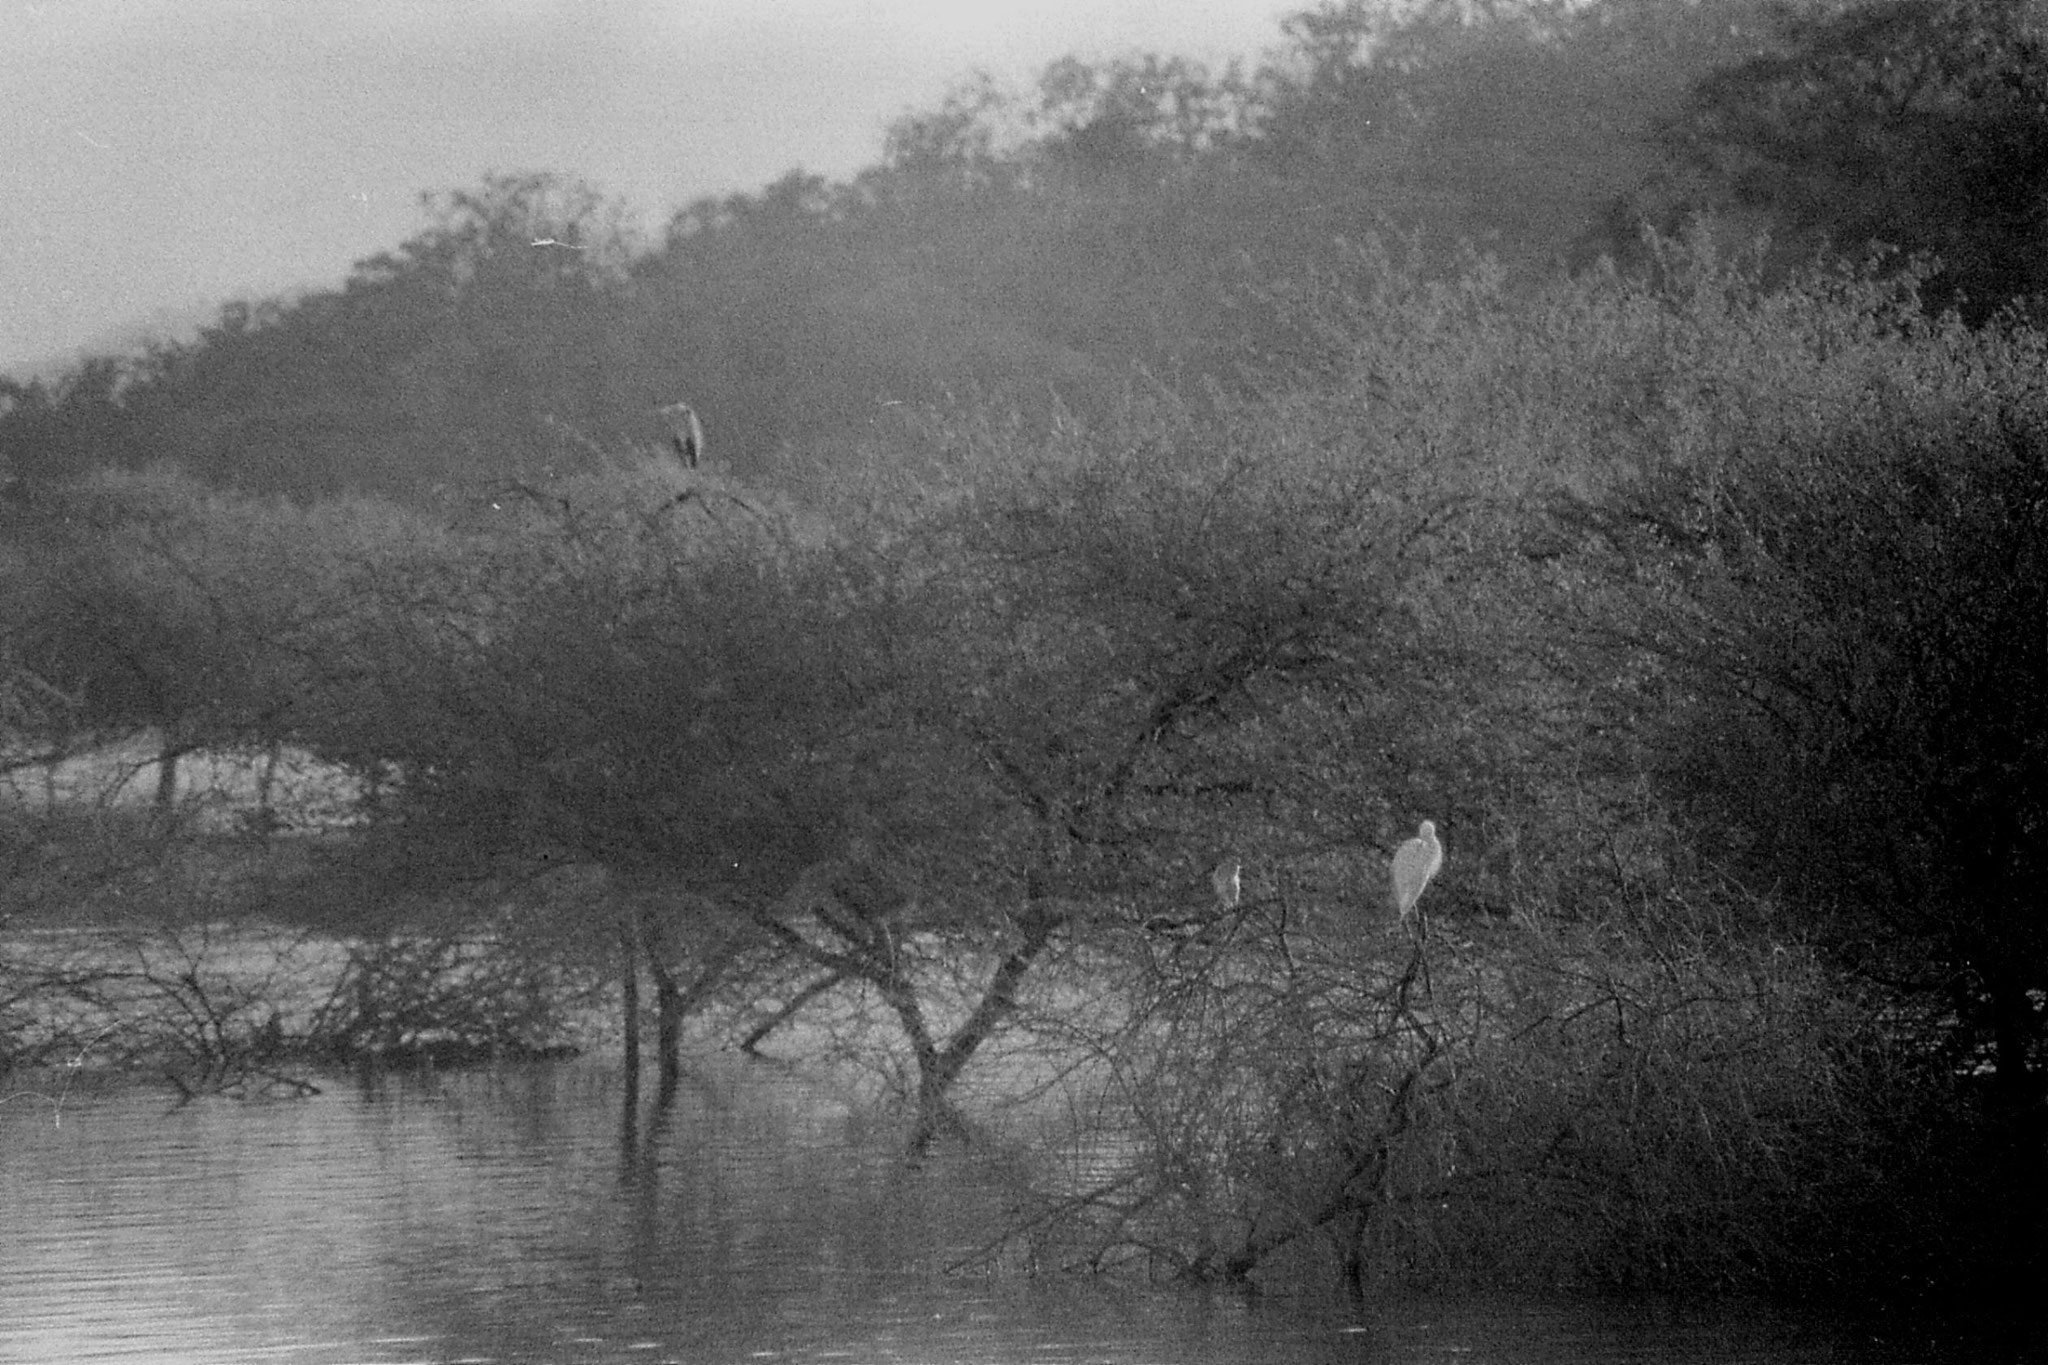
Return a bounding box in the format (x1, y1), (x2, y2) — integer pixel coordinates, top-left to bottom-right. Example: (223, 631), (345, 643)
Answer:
(905, 901), (1066, 1156)
(649, 953), (682, 1094)
(255, 739), (283, 832)
(153, 744), (180, 811)
(620, 925), (641, 1080)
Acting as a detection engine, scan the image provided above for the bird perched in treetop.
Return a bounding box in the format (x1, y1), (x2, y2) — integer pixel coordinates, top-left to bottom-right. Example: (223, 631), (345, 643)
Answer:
(1390, 819), (1443, 923)
(659, 400), (703, 469)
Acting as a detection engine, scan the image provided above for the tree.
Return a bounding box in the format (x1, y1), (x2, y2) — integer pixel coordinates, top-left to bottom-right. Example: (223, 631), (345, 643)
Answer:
(1631, 0), (2048, 320)
(1559, 256), (2048, 1276)
(1252, 0), (1774, 277)
(0, 355), (159, 487)
(102, 173), (647, 499)
(0, 468), (421, 819)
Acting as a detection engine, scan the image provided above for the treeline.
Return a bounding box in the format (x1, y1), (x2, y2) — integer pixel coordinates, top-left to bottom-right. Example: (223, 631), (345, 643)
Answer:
(6, 0), (2048, 499)
(4, 237), (2044, 1299)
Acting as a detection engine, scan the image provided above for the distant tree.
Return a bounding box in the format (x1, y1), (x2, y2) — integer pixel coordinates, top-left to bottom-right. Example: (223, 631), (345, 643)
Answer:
(0, 355), (159, 487)
(5, 469), (415, 810)
(875, 71), (1027, 201)
(113, 173), (645, 499)
(12, 6), (1831, 504)
(842, 57), (1277, 396)
(1250, 0), (1774, 274)
(128, 293), (421, 496)
(1028, 53), (1256, 185)
(317, 171), (645, 487)
(1621, 0), (2048, 319)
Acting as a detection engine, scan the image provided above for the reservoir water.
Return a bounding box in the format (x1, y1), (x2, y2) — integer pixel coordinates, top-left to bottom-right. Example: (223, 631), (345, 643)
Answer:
(0, 1057), (2024, 1364)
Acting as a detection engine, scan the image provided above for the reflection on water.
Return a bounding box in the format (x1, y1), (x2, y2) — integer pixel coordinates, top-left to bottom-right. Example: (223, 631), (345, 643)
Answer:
(0, 1058), (2020, 1364)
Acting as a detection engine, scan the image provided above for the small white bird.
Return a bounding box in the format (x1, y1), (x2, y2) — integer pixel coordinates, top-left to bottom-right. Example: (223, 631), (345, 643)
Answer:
(1390, 819), (1443, 922)
(1212, 859), (1241, 912)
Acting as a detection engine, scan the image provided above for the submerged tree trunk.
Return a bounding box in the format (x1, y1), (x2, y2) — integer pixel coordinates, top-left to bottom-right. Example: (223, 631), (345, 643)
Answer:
(903, 900), (1067, 1157)
(153, 744), (180, 812)
(629, 897), (685, 1091)
(252, 739), (284, 833)
(649, 953), (682, 1094)
(620, 925), (641, 1082)
(148, 726), (202, 825)
(754, 856), (1070, 1157)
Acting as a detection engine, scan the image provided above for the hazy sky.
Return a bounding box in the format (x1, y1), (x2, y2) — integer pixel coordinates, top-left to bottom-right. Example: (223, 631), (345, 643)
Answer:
(5, 0), (1296, 375)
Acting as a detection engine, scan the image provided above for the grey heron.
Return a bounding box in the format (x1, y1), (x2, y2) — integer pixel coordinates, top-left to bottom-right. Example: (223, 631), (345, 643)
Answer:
(658, 400), (703, 469)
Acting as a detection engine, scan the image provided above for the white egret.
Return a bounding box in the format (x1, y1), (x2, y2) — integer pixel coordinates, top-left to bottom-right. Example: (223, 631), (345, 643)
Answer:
(1212, 859), (1241, 912)
(1390, 819), (1443, 922)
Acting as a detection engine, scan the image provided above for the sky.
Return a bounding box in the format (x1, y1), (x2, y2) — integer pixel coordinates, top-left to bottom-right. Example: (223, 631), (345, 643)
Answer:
(4, 0), (1297, 377)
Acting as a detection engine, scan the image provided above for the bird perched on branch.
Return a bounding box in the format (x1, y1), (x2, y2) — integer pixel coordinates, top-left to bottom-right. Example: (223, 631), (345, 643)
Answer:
(1142, 857), (1245, 942)
(658, 400), (704, 469)
(1390, 819), (1443, 923)
(1212, 858), (1241, 912)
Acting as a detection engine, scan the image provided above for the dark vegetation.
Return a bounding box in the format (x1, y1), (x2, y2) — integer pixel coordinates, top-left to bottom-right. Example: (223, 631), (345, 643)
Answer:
(4, 0), (2045, 1309)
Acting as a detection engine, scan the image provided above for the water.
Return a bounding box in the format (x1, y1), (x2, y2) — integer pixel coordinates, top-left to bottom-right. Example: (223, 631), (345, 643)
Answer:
(0, 1058), (2012, 1364)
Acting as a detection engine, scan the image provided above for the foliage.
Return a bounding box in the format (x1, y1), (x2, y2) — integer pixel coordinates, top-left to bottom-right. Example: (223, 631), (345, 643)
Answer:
(277, 373), (1468, 1141)
(1619, 0), (2048, 320)
(0, 174), (645, 499)
(5, 209), (2046, 1300)
(312, 463), (894, 886)
(0, 911), (584, 1085)
(917, 238), (2045, 1296)
(301, 922), (593, 1067)
(1256, 0), (1775, 272)
(1544, 246), (2048, 1285)
(0, 356), (158, 485)
(1, 1), (1820, 501)
(988, 911), (1938, 1295)
(1559, 248), (2048, 1097)
(0, 468), (435, 802)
